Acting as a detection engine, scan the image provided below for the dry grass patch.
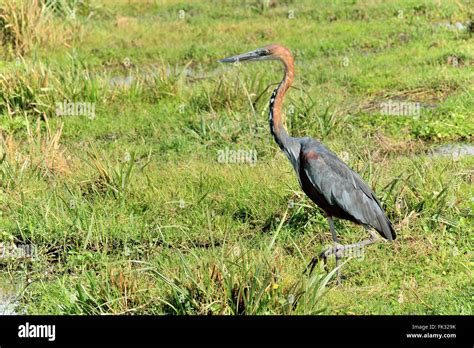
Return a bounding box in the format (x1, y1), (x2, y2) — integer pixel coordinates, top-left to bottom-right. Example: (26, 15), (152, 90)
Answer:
(0, 116), (71, 175)
(0, 0), (81, 57)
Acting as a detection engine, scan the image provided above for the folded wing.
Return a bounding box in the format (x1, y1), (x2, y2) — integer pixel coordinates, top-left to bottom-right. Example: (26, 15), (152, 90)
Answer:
(300, 140), (396, 241)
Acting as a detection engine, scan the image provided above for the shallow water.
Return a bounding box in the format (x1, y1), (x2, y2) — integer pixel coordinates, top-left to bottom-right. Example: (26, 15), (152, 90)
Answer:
(431, 144), (474, 157)
(430, 144), (474, 159)
(108, 64), (222, 89)
(0, 301), (16, 315)
(109, 75), (136, 88)
(0, 274), (20, 315)
(433, 21), (471, 31)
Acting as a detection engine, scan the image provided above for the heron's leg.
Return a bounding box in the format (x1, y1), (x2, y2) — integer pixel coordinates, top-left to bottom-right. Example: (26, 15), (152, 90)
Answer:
(327, 216), (342, 284)
(307, 225), (380, 278)
(305, 216), (340, 276)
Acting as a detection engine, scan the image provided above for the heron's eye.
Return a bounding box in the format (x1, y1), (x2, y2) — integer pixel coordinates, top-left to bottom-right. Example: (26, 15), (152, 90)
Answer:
(258, 50), (268, 56)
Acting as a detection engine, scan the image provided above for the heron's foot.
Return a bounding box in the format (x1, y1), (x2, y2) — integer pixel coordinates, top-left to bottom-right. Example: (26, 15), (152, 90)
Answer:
(305, 243), (343, 275)
(305, 250), (325, 275)
(306, 239), (374, 277)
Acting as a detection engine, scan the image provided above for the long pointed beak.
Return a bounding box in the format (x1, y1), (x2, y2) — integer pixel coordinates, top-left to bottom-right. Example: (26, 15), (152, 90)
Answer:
(218, 49), (261, 63)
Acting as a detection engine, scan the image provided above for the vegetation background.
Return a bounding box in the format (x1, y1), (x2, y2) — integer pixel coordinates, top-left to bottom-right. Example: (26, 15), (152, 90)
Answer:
(0, 0), (472, 314)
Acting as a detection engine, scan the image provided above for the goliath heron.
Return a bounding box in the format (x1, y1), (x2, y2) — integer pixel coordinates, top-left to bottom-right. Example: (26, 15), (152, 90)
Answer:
(218, 45), (396, 282)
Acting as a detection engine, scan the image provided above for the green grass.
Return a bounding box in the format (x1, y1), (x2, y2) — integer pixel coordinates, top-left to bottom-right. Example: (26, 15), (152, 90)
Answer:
(0, 0), (472, 315)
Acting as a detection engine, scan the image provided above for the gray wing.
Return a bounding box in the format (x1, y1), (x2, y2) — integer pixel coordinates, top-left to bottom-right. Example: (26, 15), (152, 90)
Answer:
(300, 140), (395, 241)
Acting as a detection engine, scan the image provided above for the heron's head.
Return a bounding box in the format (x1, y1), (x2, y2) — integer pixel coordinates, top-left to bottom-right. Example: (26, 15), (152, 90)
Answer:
(218, 44), (293, 65)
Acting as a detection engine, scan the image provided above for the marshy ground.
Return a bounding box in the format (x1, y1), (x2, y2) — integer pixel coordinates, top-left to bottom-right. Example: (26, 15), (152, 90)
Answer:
(0, 0), (472, 314)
